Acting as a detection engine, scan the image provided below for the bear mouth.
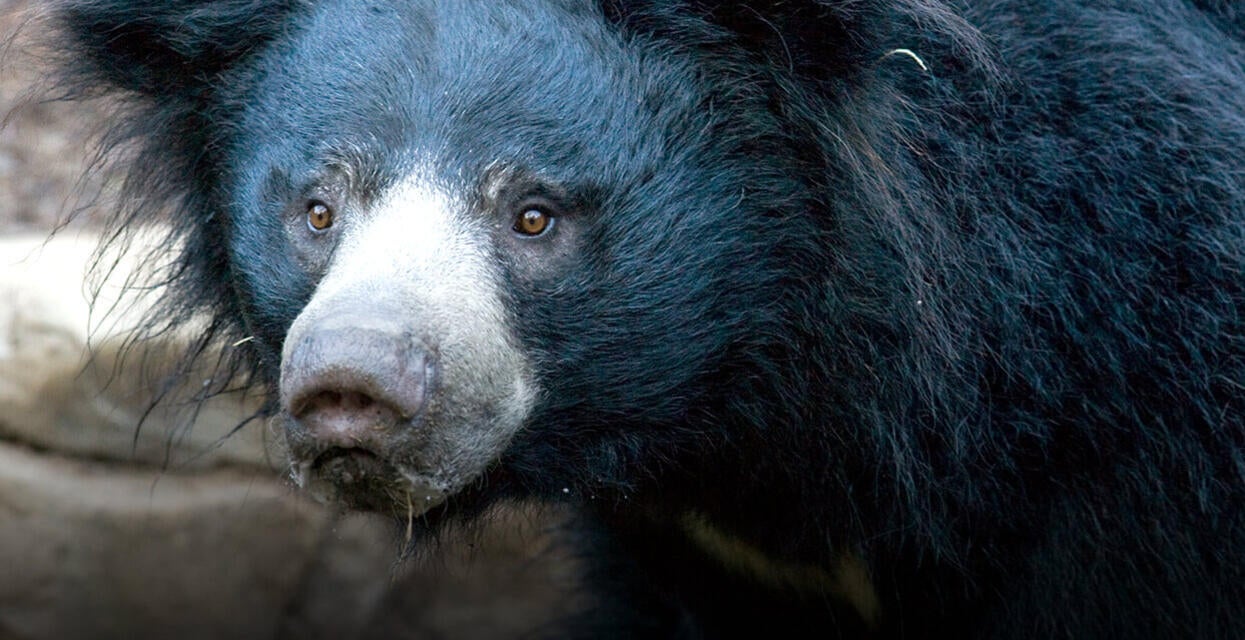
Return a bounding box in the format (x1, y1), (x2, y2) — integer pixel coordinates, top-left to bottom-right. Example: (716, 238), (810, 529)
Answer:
(296, 447), (449, 516)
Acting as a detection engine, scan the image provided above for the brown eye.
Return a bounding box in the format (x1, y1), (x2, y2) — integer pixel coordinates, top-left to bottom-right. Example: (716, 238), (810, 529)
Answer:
(513, 208), (552, 236)
(306, 201), (334, 232)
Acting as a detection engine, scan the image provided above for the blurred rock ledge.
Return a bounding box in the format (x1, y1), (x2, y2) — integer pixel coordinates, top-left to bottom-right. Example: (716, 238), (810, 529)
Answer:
(0, 231), (271, 469)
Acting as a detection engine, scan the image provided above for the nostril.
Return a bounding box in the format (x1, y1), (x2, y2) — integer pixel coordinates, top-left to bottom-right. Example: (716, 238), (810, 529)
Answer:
(340, 391), (376, 412)
(289, 385), (401, 447)
(294, 389), (378, 419)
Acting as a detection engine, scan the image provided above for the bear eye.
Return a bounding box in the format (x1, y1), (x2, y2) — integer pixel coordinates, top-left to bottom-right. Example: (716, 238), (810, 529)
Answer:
(306, 201), (334, 232)
(513, 208), (553, 237)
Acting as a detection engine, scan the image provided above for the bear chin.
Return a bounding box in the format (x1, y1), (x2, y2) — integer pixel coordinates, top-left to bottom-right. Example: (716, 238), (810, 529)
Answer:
(294, 446), (450, 517)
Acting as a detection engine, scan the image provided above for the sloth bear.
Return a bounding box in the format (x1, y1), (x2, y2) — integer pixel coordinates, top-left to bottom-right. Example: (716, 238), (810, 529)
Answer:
(44, 0), (1245, 637)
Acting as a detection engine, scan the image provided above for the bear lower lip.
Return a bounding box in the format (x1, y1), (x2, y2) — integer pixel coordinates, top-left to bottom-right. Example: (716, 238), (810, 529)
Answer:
(299, 447), (448, 515)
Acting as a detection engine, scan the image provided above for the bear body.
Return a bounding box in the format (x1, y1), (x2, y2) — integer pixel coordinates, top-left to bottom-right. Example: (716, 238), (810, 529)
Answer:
(48, 0), (1245, 637)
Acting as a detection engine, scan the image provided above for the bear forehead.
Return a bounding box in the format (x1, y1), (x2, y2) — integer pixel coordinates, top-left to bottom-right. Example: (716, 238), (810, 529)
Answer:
(227, 0), (699, 183)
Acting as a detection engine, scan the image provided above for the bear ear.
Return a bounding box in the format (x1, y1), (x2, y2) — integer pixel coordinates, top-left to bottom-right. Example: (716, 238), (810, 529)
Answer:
(56, 0), (305, 97)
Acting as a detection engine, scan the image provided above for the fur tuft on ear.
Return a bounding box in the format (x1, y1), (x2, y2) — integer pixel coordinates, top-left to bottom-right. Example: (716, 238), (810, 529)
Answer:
(56, 0), (306, 96)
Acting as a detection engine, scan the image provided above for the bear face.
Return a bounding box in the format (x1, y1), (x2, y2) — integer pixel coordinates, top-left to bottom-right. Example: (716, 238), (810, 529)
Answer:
(75, 0), (823, 521)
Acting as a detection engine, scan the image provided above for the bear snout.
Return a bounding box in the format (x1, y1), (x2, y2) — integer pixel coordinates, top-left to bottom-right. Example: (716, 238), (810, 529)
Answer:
(279, 317), (436, 454)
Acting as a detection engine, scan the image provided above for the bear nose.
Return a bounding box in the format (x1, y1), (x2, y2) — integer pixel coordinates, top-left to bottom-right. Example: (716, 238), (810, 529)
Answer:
(280, 319), (434, 447)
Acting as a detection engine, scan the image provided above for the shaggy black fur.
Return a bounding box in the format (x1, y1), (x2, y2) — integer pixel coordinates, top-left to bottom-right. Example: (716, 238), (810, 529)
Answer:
(36, 0), (1245, 637)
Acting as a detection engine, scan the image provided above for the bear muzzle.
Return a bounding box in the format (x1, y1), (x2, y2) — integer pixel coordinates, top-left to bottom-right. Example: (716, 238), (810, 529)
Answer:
(279, 311), (449, 515)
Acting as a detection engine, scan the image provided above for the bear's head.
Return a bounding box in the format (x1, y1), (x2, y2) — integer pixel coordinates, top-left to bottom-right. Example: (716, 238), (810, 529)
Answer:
(53, 0), (913, 527)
